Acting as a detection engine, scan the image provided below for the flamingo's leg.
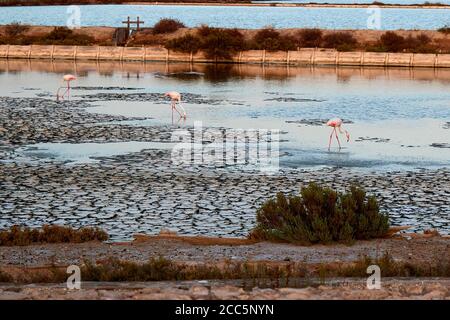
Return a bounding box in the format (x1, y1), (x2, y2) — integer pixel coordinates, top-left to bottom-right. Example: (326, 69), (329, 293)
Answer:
(173, 102), (183, 118)
(171, 103), (174, 124)
(177, 102), (187, 118)
(67, 82), (71, 99)
(335, 127), (341, 149)
(328, 128), (335, 150)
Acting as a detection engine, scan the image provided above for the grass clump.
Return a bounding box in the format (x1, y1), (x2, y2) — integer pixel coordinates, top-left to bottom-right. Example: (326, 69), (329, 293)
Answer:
(152, 18), (185, 34)
(249, 182), (389, 244)
(81, 257), (305, 283)
(0, 225), (108, 246)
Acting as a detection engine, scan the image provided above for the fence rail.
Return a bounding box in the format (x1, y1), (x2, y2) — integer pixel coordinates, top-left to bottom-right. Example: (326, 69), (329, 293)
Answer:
(1, 45), (449, 68)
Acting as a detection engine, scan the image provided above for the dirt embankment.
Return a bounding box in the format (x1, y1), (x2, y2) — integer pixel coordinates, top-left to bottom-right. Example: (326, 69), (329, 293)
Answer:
(1, 25), (449, 53)
(0, 234), (449, 299)
(0, 26), (116, 45)
(0, 233), (449, 267)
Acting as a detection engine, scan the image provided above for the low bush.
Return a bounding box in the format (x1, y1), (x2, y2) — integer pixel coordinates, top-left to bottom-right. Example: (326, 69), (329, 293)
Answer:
(298, 28), (323, 47)
(317, 252), (450, 278)
(165, 33), (201, 53)
(200, 28), (246, 59)
(377, 31), (435, 53)
(322, 32), (358, 51)
(166, 27), (246, 59)
(152, 18), (185, 34)
(0, 225), (108, 246)
(44, 27), (95, 45)
(378, 31), (405, 52)
(251, 27), (298, 51)
(249, 182), (389, 244)
(0, 269), (12, 282)
(4, 22), (29, 38)
(438, 25), (450, 34)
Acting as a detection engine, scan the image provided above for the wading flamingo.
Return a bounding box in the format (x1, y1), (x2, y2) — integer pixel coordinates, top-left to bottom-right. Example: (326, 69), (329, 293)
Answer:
(327, 118), (350, 151)
(164, 91), (186, 120)
(56, 74), (76, 101)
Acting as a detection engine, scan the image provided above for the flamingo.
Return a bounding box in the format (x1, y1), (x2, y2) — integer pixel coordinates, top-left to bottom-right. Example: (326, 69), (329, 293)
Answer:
(164, 91), (186, 119)
(326, 118), (350, 150)
(56, 74), (76, 101)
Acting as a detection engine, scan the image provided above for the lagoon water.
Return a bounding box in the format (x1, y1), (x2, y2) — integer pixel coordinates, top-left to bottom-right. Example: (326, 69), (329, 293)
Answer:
(255, 0), (450, 4)
(1, 59), (449, 238)
(1, 59), (449, 171)
(0, 4), (449, 30)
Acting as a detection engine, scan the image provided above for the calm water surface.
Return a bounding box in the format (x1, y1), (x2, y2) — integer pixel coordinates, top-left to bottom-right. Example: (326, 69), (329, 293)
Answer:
(1, 59), (449, 171)
(1, 60), (449, 238)
(0, 5), (449, 29)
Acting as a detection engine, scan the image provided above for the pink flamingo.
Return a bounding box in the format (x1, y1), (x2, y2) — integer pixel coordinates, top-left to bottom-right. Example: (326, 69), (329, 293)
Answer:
(164, 91), (186, 119)
(56, 74), (76, 101)
(326, 118), (350, 150)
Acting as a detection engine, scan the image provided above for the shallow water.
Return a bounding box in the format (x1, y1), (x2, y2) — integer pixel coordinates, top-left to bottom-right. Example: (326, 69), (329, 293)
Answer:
(1, 59), (449, 171)
(0, 4), (449, 29)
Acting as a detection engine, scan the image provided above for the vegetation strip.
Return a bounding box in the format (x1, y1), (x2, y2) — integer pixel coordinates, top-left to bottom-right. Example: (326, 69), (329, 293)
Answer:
(1, 253), (449, 284)
(0, 225), (108, 246)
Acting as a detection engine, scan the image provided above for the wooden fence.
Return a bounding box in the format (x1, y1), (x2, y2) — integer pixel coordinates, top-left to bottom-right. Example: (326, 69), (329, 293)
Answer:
(1, 45), (449, 68)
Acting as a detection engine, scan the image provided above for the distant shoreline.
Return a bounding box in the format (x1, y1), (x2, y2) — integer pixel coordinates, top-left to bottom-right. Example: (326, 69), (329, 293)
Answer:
(0, 1), (449, 9)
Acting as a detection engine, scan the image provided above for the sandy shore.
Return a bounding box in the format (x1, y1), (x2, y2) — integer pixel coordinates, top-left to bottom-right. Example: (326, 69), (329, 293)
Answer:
(0, 235), (449, 299)
(0, 235), (449, 267)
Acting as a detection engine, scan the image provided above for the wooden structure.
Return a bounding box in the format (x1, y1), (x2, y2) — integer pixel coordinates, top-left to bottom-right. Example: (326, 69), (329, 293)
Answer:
(122, 16), (144, 33)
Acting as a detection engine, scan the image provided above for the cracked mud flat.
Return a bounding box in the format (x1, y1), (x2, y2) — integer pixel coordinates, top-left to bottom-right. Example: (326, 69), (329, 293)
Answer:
(0, 96), (449, 240)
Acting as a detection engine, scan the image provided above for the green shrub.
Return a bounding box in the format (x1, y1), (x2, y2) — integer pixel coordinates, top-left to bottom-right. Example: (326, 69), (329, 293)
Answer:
(298, 28), (323, 47)
(0, 225), (108, 246)
(250, 182), (389, 244)
(152, 18), (185, 34)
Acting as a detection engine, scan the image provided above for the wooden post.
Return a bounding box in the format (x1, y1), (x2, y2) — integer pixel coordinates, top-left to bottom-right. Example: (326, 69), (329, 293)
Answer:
(122, 16), (145, 34)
